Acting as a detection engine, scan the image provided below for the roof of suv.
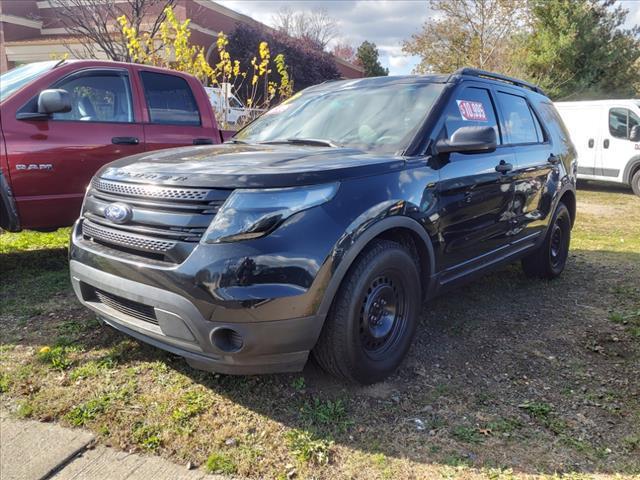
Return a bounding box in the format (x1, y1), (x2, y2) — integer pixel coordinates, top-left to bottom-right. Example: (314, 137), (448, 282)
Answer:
(308, 68), (546, 97)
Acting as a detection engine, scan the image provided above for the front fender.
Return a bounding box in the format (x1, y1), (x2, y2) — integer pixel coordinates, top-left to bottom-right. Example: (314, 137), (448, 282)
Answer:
(0, 170), (20, 231)
(623, 155), (640, 184)
(316, 212), (436, 318)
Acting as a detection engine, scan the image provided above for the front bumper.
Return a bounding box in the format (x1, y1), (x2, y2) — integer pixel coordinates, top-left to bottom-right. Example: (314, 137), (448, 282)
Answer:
(70, 260), (324, 374)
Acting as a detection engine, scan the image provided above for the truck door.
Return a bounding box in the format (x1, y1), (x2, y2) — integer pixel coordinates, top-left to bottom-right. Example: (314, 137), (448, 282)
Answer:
(5, 67), (145, 230)
(136, 71), (219, 150)
(604, 106), (640, 182)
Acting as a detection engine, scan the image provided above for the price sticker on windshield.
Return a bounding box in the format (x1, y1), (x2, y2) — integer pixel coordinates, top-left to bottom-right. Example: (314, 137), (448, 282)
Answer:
(456, 100), (488, 122)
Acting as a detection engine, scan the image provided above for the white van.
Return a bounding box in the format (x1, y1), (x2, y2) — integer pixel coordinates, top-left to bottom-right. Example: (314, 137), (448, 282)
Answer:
(555, 100), (640, 196)
(204, 86), (249, 126)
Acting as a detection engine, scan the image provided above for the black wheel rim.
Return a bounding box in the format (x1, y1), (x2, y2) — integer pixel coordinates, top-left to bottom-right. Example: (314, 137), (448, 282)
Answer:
(359, 272), (408, 359)
(549, 220), (568, 269)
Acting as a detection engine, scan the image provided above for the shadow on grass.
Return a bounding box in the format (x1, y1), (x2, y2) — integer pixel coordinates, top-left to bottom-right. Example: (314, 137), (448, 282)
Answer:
(2, 245), (639, 475)
(176, 249), (640, 476)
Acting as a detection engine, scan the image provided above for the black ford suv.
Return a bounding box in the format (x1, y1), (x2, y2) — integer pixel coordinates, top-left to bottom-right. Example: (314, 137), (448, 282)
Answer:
(70, 69), (577, 384)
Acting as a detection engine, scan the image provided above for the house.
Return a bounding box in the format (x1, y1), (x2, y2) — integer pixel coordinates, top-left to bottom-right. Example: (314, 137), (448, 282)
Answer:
(0, 0), (364, 78)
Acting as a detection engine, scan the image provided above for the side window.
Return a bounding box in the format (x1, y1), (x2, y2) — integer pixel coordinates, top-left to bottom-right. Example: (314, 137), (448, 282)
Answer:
(609, 108), (640, 140)
(538, 101), (571, 144)
(229, 96), (243, 108)
(140, 72), (201, 126)
(496, 92), (539, 144)
(443, 87), (500, 143)
(52, 72), (133, 123)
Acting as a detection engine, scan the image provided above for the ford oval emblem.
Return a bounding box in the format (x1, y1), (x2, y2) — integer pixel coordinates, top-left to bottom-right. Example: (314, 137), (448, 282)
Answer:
(104, 202), (133, 224)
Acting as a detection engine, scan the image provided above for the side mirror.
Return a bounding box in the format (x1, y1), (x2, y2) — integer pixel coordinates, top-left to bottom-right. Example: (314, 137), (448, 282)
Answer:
(630, 125), (640, 142)
(37, 89), (72, 115)
(435, 126), (497, 154)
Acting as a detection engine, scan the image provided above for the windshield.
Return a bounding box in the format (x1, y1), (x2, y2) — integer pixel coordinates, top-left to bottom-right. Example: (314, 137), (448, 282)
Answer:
(0, 61), (58, 102)
(235, 82), (445, 153)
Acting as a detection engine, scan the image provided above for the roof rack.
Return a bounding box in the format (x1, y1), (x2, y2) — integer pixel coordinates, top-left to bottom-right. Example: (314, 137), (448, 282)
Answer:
(452, 68), (545, 95)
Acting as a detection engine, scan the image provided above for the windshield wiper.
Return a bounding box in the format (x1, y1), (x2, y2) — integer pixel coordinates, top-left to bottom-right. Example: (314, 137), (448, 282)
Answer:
(261, 138), (341, 148)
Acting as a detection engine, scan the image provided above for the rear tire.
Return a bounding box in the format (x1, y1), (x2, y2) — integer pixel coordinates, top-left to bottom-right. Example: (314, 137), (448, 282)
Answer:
(313, 239), (421, 384)
(521, 203), (571, 279)
(631, 169), (640, 197)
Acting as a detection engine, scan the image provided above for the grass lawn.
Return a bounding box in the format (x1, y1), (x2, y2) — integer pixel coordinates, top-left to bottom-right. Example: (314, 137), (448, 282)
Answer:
(1, 183), (639, 479)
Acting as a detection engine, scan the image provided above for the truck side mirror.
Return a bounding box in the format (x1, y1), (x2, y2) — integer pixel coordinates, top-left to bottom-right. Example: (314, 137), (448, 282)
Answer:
(435, 126), (497, 154)
(37, 89), (72, 115)
(630, 125), (640, 142)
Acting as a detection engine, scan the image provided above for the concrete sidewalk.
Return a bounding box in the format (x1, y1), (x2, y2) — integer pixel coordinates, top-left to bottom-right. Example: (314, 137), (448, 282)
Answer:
(1, 417), (225, 480)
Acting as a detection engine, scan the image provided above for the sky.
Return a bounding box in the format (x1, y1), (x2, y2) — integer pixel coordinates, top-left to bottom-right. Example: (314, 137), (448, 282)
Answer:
(217, 0), (640, 75)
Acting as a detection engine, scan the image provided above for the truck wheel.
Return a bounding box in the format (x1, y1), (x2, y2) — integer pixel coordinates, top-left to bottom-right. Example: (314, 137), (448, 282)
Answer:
(521, 203), (571, 279)
(632, 169), (640, 197)
(313, 239), (421, 384)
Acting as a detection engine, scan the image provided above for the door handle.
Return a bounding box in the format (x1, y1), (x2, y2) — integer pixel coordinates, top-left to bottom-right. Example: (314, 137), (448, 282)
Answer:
(112, 136), (139, 145)
(603, 139), (610, 149)
(495, 160), (513, 173)
(588, 138), (594, 148)
(193, 138), (214, 145)
(548, 154), (560, 165)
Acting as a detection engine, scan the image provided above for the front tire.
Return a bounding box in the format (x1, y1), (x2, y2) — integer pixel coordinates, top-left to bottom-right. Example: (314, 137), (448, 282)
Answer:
(313, 239), (421, 384)
(521, 202), (571, 279)
(631, 169), (640, 197)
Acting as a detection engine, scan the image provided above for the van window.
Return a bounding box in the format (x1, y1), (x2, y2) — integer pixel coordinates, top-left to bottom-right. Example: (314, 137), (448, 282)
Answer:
(443, 87), (500, 143)
(496, 92), (540, 144)
(140, 72), (201, 126)
(609, 108), (640, 140)
(52, 72), (134, 123)
(229, 96), (243, 108)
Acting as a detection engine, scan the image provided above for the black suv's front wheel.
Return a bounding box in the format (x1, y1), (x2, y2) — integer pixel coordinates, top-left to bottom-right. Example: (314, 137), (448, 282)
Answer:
(521, 202), (571, 279)
(313, 239), (421, 384)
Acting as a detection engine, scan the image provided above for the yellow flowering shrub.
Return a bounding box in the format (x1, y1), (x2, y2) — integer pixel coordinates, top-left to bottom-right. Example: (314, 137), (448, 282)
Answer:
(119, 7), (293, 129)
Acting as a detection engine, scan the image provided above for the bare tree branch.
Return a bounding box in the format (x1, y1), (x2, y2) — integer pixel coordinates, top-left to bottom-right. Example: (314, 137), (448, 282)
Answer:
(50, 0), (175, 61)
(271, 6), (338, 50)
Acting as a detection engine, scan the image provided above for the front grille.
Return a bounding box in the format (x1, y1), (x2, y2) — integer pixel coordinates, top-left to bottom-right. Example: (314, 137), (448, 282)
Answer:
(81, 178), (232, 262)
(94, 288), (158, 325)
(83, 220), (176, 253)
(92, 178), (211, 201)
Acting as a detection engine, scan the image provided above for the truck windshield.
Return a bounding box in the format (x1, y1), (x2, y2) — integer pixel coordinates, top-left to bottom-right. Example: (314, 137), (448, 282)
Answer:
(0, 61), (58, 102)
(235, 82), (445, 153)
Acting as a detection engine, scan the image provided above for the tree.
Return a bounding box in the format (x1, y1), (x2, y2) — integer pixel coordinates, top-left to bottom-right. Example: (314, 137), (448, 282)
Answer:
(227, 23), (340, 96)
(332, 42), (357, 63)
(119, 7), (292, 128)
(50, 0), (175, 61)
(356, 41), (388, 77)
(402, 0), (527, 75)
(271, 6), (338, 50)
(523, 0), (640, 99)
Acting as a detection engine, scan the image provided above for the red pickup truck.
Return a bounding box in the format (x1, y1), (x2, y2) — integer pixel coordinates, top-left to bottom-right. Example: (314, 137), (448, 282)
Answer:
(0, 60), (230, 232)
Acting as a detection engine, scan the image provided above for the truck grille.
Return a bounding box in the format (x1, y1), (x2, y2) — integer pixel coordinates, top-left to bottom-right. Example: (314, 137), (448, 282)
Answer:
(81, 178), (232, 262)
(93, 288), (158, 325)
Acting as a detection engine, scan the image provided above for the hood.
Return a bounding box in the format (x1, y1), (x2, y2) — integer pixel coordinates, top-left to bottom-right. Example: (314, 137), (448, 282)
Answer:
(98, 143), (407, 188)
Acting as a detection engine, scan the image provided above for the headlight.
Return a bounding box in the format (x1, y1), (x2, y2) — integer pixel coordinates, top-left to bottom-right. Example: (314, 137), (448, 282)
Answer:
(202, 182), (339, 243)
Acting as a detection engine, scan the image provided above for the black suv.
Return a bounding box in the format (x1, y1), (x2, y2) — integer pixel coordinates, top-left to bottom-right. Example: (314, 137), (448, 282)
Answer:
(70, 69), (577, 384)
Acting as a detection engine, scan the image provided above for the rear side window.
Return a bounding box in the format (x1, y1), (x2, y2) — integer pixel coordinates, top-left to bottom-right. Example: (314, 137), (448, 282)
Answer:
(538, 102), (571, 144)
(140, 72), (200, 126)
(609, 108), (640, 140)
(496, 92), (541, 144)
(52, 72), (133, 123)
(443, 87), (500, 143)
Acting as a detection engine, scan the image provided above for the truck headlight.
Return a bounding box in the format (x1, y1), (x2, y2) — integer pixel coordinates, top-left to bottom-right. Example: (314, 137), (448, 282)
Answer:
(202, 183), (339, 243)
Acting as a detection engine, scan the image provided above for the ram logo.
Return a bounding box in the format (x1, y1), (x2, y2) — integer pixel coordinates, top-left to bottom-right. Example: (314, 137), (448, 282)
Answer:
(16, 164), (53, 171)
